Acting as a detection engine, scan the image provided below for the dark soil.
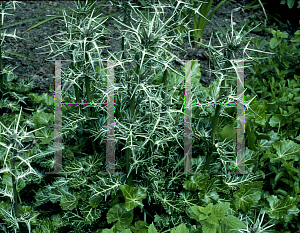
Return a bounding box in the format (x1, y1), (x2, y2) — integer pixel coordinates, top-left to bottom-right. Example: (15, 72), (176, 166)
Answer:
(1, 0), (298, 96)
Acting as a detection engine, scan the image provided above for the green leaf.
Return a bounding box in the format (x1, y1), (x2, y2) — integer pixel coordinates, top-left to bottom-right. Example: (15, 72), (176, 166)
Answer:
(199, 203), (213, 215)
(148, 224), (158, 233)
(0, 201), (12, 219)
(233, 181), (263, 212)
(106, 203), (134, 231)
(32, 112), (54, 125)
(120, 185), (147, 211)
(182, 173), (210, 191)
(1, 173), (26, 193)
(269, 114), (285, 127)
(35, 127), (54, 144)
(206, 214), (219, 225)
(268, 140), (300, 163)
(270, 38), (281, 49)
(290, 30), (300, 42)
(80, 204), (102, 225)
(287, 0), (295, 8)
(3, 50), (35, 61)
(202, 221), (217, 233)
(120, 229), (132, 233)
(223, 215), (247, 229)
(217, 124), (236, 143)
(129, 220), (148, 233)
(211, 202), (230, 220)
(263, 195), (299, 220)
(170, 224), (188, 233)
(28, 93), (54, 107)
(190, 205), (211, 221)
(59, 192), (78, 211)
(31, 219), (57, 233)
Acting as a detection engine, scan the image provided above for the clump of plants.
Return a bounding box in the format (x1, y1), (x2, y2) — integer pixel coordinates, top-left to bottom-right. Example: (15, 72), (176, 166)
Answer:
(1, 0), (300, 233)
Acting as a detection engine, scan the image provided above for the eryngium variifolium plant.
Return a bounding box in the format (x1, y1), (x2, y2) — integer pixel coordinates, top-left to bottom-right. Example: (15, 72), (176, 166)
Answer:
(31, 0), (209, 230)
(0, 107), (58, 233)
(190, 13), (275, 172)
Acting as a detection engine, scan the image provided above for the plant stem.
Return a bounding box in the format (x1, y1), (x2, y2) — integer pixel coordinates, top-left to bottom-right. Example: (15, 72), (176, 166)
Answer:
(125, 58), (141, 187)
(205, 57), (231, 171)
(142, 207), (154, 220)
(85, 75), (97, 155)
(122, 0), (134, 186)
(11, 149), (23, 233)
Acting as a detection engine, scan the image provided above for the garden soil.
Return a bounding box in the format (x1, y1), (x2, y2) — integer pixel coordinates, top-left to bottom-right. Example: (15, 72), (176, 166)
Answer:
(1, 0), (295, 97)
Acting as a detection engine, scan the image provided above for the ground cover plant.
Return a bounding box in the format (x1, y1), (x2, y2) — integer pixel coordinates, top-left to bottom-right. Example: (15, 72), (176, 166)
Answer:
(0, 0), (300, 233)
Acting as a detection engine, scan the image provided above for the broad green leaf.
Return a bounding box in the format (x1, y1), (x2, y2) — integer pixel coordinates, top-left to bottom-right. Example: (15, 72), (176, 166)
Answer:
(51, 214), (67, 229)
(202, 221), (217, 233)
(101, 225), (116, 233)
(178, 191), (202, 210)
(223, 215), (247, 229)
(1, 172), (26, 193)
(269, 140), (300, 163)
(295, 135), (300, 141)
(31, 219), (57, 233)
(148, 224), (158, 233)
(160, 192), (185, 214)
(88, 178), (122, 208)
(0, 201), (12, 219)
(190, 205), (209, 221)
(207, 214), (219, 225)
(32, 112), (54, 125)
(129, 220), (148, 233)
(182, 173), (210, 191)
(269, 114), (285, 127)
(28, 93), (54, 107)
(257, 130), (279, 152)
(199, 203), (213, 215)
(270, 38), (281, 49)
(18, 205), (40, 226)
(270, 29), (289, 38)
(263, 195), (299, 220)
(287, 0), (295, 8)
(170, 224), (188, 233)
(211, 202), (230, 220)
(80, 204), (102, 225)
(106, 203), (134, 231)
(35, 127), (54, 144)
(59, 192), (78, 211)
(217, 124), (236, 143)
(220, 223), (239, 233)
(290, 30), (300, 42)
(120, 229), (132, 233)
(233, 181), (263, 212)
(120, 185), (147, 211)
